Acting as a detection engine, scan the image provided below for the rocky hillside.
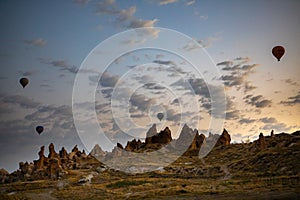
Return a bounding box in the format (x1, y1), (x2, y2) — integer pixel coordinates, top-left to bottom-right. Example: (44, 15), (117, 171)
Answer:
(1, 125), (299, 183)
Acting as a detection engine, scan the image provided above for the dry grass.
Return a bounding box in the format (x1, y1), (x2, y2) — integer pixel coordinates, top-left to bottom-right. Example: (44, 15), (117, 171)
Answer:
(1, 134), (300, 199)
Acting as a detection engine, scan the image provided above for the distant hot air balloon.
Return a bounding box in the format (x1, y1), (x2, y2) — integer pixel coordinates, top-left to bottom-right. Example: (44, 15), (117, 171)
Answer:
(35, 126), (44, 135)
(272, 46), (285, 61)
(19, 77), (29, 88)
(157, 113), (164, 121)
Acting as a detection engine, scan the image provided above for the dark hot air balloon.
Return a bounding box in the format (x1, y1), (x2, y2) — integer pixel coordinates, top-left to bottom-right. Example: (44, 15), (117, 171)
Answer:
(157, 113), (164, 121)
(272, 46), (285, 61)
(19, 78), (29, 88)
(36, 126), (44, 135)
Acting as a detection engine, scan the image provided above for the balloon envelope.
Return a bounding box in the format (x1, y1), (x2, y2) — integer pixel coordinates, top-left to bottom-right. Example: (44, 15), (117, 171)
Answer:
(19, 78), (29, 88)
(157, 113), (164, 121)
(272, 46), (285, 61)
(36, 126), (44, 134)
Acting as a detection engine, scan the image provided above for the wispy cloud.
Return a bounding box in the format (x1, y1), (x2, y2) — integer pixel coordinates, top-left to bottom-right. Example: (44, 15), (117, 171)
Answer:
(99, 72), (119, 88)
(283, 78), (298, 86)
(153, 60), (176, 66)
(18, 70), (35, 76)
(95, 0), (159, 37)
(259, 117), (292, 132)
(39, 58), (97, 74)
(73, 0), (90, 6)
(129, 93), (156, 112)
(2, 95), (40, 109)
(186, 0), (195, 6)
(156, 0), (178, 5)
(24, 38), (47, 47)
(280, 91), (300, 106)
(239, 118), (256, 124)
(217, 58), (259, 92)
(244, 94), (272, 108)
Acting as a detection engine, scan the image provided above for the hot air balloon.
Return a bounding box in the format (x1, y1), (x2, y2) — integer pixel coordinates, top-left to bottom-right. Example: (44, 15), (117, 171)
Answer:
(19, 78), (29, 88)
(35, 126), (44, 135)
(157, 113), (164, 121)
(272, 46), (285, 61)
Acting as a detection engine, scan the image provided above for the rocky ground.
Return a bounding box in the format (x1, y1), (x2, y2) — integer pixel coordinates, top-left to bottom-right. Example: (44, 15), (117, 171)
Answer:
(0, 126), (300, 199)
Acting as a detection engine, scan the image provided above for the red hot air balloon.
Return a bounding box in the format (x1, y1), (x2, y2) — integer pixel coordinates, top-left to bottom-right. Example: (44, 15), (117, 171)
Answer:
(35, 126), (44, 135)
(272, 46), (285, 61)
(19, 78), (29, 88)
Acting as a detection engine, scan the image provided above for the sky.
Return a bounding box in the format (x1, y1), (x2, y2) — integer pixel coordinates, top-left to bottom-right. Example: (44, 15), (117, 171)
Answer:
(0, 0), (300, 172)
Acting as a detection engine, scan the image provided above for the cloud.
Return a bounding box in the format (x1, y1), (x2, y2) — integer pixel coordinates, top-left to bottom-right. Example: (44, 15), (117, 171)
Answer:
(129, 93), (156, 112)
(216, 61), (233, 67)
(259, 117), (292, 132)
(259, 117), (277, 124)
(186, 0), (195, 6)
(217, 58), (259, 92)
(18, 71), (35, 76)
(130, 113), (146, 118)
(73, 0), (90, 6)
(99, 72), (119, 88)
(2, 95), (40, 109)
(157, 0), (178, 5)
(234, 57), (250, 62)
(239, 118), (256, 124)
(143, 83), (165, 90)
(153, 60), (176, 66)
(100, 88), (114, 98)
(121, 38), (146, 45)
(39, 58), (98, 74)
(221, 74), (244, 87)
(166, 108), (181, 122)
(244, 94), (272, 108)
(24, 38), (47, 47)
(280, 91), (300, 106)
(187, 78), (210, 98)
(171, 98), (179, 105)
(127, 19), (159, 37)
(225, 110), (240, 120)
(117, 6), (136, 22)
(220, 64), (259, 88)
(284, 79), (298, 86)
(244, 81), (257, 93)
(261, 123), (291, 132)
(95, 0), (117, 15)
(184, 78), (227, 119)
(39, 58), (78, 74)
(95, 0), (159, 37)
(183, 41), (200, 51)
(197, 36), (220, 48)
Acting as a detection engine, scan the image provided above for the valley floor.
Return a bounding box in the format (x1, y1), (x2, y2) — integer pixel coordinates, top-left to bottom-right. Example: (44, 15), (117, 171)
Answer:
(1, 170), (299, 200)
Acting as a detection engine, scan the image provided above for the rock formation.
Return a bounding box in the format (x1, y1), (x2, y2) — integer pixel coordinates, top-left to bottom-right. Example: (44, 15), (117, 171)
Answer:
(187, 131), (206, 156)
(257, 133), (266, 150)
(146, 127), (172, 145)
(34, 146), (46, 170)
(89, 144), (107, 160)
(145, 124), (158, 144)
(48, 143), (58, 159)
(176, 124), (197, 150)
(120, 125), (172, 153)
(215, 129), (231, 147)
(117, 143), (124, 149)
(271, 130), (274, 137)
(5, 143), (101, 182)
(125, 139), (142, 151)
(0, 168), (9, 183)
(176, 125), (206, 156)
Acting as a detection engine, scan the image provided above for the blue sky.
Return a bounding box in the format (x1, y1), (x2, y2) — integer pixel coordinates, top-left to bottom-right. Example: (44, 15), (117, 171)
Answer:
(0, 0), (300, 172)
